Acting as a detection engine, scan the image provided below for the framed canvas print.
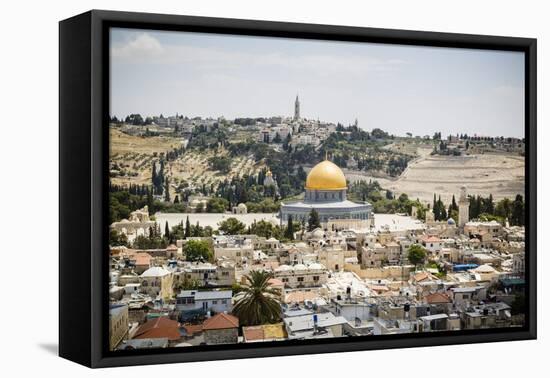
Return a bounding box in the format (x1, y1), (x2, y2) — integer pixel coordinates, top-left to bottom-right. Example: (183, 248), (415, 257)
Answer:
(59, 10), (536, 368)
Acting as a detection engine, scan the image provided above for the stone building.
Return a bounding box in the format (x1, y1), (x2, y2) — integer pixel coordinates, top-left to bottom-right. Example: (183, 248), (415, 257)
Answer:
(232, 203), (248, 214)
(139, 266), (173, 301)
(109, 304), (129, 350)
(110, 206), (156, 242)
(202, 313), (239, 345)
(280, 160), (373, 224)
(274, 262), (329, 288)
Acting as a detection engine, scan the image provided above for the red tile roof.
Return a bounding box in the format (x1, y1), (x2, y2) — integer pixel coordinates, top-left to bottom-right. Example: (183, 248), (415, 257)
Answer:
(425, 292), (451, 304)
(202, 313), (239, 330)
(133, 317), (181, 341)
(128, 252), (152, 266)
(242, 326), (264, 341)
(183, 324), (203, 335)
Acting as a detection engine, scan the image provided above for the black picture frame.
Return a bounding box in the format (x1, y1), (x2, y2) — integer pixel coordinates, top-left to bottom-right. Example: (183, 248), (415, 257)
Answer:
(59, 9), (537, 368)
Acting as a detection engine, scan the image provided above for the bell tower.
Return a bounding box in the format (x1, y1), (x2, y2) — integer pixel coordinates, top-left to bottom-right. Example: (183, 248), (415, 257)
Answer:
(294, 95), (300, 121)
(458, 186), (469, 227)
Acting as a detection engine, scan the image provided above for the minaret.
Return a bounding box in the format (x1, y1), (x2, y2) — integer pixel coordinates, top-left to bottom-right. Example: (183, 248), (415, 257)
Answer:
(458, 186), (470, 227)
(294, 95), (300, 121)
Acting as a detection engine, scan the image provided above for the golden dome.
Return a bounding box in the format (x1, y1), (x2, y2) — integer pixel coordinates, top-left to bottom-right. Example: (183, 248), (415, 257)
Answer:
(305, 160), (347, 190)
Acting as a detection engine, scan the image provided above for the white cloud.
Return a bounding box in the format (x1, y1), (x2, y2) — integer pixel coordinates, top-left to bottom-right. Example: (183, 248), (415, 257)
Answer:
(111, 33), (164, 59)
(110, 32), (406, 77)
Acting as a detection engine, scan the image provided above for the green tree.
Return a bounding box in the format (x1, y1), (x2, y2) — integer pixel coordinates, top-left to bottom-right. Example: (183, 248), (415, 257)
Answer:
(164, 177), (170, 202)
(407, 244), (427, 267)
(307, 208), (321, 231)
(164, 221), (170, 242)
(248, 220), (274, 238)
(450, 195), (458, 212)
(184, 216), (191, 238)
(109, 229), (128, 247)
(232, 270), (282, 326)
(218, 217), (246, 235)
(495, 197), (512, 221)
(183, 240), (212, 262)
(284, 215), (295, 240)
(208, 156), (232, 173)
(511, 194), (525, 226)
(206, 197), (229, 213)
(195, 202), (204, 213)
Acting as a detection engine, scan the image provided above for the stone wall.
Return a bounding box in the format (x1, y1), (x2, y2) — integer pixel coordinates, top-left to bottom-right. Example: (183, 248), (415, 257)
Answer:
(204, 328), (238, 345)
(344, 263), (414, 280)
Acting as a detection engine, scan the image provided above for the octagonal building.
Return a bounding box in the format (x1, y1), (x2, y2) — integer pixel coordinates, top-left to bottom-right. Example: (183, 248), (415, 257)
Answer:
(280, 160), (373, 225)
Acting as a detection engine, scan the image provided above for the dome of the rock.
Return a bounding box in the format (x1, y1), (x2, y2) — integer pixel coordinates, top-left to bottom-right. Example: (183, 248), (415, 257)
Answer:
(305, 160), (347, 190)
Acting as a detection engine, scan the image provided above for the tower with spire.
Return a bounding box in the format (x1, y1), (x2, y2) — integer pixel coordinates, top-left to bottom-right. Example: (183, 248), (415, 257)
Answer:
(294, 94), (300, 121)
(458, 186), (470, 227)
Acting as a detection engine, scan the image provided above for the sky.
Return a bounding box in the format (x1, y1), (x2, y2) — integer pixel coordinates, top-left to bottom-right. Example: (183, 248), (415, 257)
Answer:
(110, 28), (525, 138)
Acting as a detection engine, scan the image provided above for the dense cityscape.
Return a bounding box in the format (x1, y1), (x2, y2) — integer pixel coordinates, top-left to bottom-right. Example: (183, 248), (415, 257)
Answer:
(108, 96), (526, 351)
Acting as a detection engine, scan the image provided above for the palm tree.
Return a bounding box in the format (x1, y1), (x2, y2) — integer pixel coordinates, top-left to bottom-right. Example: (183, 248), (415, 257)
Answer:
(232, 270), (282, 326)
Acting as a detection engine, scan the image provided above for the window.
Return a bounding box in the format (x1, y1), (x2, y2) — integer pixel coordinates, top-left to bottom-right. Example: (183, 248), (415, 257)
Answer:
(282, 278), (289, 283)
(313, 276), (319, 281)
(222, 299), (227, 304)
(212, 300), (218, 304)
(297, 277), (304, 282)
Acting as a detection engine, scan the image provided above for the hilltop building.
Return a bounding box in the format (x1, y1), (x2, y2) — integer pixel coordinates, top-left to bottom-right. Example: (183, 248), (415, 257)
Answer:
(294, 95), (301, 121)
(280, 160), (373, 225)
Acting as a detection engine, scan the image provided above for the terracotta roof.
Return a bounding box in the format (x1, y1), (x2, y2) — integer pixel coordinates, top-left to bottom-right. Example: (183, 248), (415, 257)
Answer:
(242, 326), (264, 341)
(133, 317), (181, 341)
(202, 313), (239, 330)
(183, 324), (203, 335)
(127, 252), (152, 266)
(425, 292), (451, 304)
(414, 272), (431, 282)
(242, 323), (286, 342)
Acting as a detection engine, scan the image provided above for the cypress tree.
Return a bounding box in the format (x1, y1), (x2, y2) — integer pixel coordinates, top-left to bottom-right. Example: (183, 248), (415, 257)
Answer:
(285, 215), (295, 240)
(307, 209), (321, 231)
(511, 194), (525, 226)
(451, 195), (458, 212)
(164, 177), (170, 202)
(151, 162), (157, 193)
(164, 221), (170, 241)
(184, 216), (191, 238)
